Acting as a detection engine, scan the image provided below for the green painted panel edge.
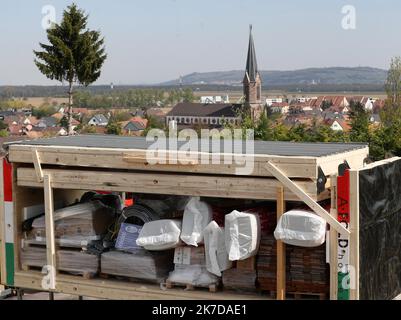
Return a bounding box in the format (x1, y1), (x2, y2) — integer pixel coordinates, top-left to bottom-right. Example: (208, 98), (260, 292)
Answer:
(5, 243), (14, 286)
(338, 272), (350, 300)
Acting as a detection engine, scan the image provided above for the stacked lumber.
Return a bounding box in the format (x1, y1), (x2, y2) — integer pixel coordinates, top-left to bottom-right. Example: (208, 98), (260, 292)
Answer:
(222, 267), (257, 292)
(22, 200), (115, 277)
(101, 249), (174, 283)
(257, 235), (329, 295)
(256, 236), (281, 291)
(21, 245), (99, 278)
(287, 245), (329, 293)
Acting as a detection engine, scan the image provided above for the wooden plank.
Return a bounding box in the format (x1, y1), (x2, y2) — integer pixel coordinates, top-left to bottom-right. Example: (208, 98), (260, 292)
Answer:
(317, 147), (369, 176)
(8, 144), (320, 179)
(17, 167), (323, 202)
(265, 162), (350, 236)
(44, 175), (56, 290)
(276, 186), (286, 300)
(0, 159), (5, 285)
(329, 175), (338, 300)
(13, 271), (269, 300)
(32, 149), (44, 182)
(358, 156), (401, 171)
(349, 170), (359, 300)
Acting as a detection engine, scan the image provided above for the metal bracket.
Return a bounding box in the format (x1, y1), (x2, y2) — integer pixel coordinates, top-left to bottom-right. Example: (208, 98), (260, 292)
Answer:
(317, 166), (327, 194)
(338, 161), (350, 176)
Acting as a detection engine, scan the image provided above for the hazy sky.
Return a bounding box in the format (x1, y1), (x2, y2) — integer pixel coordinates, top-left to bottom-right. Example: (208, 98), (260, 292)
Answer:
(1, 0), (401, 85)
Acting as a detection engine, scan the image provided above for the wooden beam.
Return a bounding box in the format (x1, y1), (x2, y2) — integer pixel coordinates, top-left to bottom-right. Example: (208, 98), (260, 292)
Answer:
(265, 161), (350, 236)
(276, 186), (286, 300)
(329, 175), (338, 300)
(349, 170), (359, 300)
(44, 175), (56, 290)
(14, 271), (269, 300)
(8, 144), (323, 179)
(32, 150), (44, 182)
(17, 167), (325, 202)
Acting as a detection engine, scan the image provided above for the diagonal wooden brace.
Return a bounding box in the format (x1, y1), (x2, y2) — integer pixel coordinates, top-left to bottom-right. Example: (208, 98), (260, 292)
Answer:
(32, 149), (44, 182)
(265, 161), (350, 236)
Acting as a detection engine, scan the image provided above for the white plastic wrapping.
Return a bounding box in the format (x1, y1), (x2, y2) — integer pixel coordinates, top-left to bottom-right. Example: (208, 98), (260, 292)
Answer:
(204, 221), (232, 276)
(225, 210), (261, 261)
(167, 264), (218, 287)
(180, 197), (212, 246)
(136, 219), (182, 250)
(274, 210), (327, 247)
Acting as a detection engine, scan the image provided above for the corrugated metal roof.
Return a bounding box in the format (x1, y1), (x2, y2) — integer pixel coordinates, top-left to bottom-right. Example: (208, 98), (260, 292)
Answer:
(5, 135), (368, 157)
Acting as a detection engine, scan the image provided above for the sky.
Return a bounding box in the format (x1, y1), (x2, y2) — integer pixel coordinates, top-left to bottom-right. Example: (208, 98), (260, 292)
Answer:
(1, 0), (401, 85)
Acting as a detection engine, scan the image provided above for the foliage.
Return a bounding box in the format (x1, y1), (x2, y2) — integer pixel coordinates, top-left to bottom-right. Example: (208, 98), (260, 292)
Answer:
(0, 120), (7, 130)
(73, 88), (195, 109)
(59, 116), (69, 129)
(348, 101), (371, 143)
(106, 121), (122, 135)
(142, 115), (164, 136)
(32, 104), (57, 119)
(0, 130), (8, 137)
(0, 99), (29, 110)
(79, 125), (97, 134)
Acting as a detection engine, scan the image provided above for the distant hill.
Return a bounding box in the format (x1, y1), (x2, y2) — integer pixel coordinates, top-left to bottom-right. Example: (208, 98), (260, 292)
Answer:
(161, 67), (387, 86)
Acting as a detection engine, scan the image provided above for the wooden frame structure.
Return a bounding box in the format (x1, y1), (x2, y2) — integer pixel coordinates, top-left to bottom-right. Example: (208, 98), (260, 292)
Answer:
(0, 138), (370, 300)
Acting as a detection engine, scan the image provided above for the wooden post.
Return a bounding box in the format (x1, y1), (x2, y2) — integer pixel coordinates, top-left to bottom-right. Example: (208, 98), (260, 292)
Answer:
(44, 174), (56, 290)
(0, 160), (6, 285)
(349, 170), (359, 300)
(276, 186), (286, 300)
(329, 175), (338, 300)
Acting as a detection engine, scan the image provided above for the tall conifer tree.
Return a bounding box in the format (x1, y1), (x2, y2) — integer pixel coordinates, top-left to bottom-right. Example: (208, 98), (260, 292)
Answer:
(34, 3), (106, 134)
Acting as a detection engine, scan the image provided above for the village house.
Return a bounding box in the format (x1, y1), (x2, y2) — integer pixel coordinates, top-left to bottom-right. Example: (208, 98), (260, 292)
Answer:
(200, 95), (230, 104)
(88, 114), (109, 126)
(326, 118), (351, 132)
(121, 117), (148, 136)
(270, 102), (290, 114)
(265, 97), (283, 106)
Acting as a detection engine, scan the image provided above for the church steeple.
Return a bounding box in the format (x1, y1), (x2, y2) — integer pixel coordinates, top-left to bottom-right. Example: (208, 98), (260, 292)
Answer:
(243, 25), (262, 115)
(245, 25), (258, 82)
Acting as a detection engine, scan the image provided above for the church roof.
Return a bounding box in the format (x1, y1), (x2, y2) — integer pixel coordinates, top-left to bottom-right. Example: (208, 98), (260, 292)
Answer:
(245, 25), (259, 82)
(167, 103), (242, 118)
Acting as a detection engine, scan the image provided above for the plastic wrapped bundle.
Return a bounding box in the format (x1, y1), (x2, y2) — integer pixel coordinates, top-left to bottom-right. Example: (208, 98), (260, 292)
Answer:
(180, 197), (212, 246)
(101, 250), (174, 283)
(204, 221), (232, 276)
(136, 219), (182, 250)
(274, 210), (327, 247)
(167, 264), (219, 287)
(28, 200), (115, 244)
(225, 210), (261, 261)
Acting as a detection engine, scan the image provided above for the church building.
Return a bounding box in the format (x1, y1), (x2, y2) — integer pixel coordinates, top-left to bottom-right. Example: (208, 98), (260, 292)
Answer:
(166, 25), (264, 128)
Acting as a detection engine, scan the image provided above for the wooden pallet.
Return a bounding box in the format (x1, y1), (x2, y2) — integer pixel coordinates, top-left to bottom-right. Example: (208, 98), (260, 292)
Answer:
(165, 280), (219, 293)
(263, 290), (327, 300)
(98, 272), (165, 285)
